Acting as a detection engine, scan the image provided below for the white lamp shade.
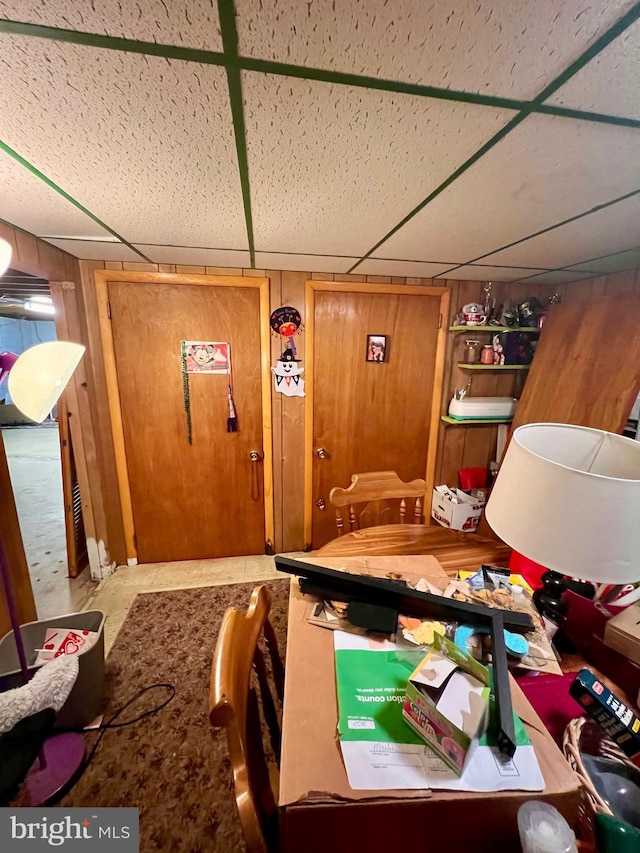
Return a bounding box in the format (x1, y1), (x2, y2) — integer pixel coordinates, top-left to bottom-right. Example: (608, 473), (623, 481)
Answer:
(8, 341), (86, 423)
(485, 423), (640, 584)
(0, 237), (12, 276)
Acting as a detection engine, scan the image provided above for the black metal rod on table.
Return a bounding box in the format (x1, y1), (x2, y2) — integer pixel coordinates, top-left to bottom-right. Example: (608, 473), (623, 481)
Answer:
(490, 612), (516, 757)
(276, 556), (533, 633)
(277, 555), (528, 756)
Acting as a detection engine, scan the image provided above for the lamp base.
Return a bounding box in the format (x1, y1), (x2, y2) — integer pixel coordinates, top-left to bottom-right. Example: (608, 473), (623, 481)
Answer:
(532, 570), (569, 622)
(24, 733), (85, 805)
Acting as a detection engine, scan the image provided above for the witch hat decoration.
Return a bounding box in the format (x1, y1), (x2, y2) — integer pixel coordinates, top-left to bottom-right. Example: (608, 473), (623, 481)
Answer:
(280, 345), (301, 362)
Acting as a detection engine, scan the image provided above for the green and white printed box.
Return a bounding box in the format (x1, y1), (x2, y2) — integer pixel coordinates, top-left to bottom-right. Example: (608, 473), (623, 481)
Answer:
(402, 633), (490, 775)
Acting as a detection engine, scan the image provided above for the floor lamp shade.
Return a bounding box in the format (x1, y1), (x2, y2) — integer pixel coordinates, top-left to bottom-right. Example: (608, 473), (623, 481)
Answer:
(8, 341), (85, 423)
(485, 423), (640, 585)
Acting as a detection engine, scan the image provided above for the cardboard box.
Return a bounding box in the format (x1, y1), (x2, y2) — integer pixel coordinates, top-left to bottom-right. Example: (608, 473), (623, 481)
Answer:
(431, 486), (485, 531)
(604, 604), (640, 664)
(279, 556), (581, 853)
(403, 633), (490, 775)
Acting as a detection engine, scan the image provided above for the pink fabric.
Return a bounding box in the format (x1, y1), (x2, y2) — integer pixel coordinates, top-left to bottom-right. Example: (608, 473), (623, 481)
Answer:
(0, 351), (18, 384)
(516, 673), (584, 745)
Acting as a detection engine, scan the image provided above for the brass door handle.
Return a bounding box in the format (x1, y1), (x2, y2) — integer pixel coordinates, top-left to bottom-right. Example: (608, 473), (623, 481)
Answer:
(249, 450), (263, 462)
(316, 447), (328, 459)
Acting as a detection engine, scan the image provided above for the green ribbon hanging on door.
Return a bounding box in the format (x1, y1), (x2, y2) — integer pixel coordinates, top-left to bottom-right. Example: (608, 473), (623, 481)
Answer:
(180, 341), (193, 445)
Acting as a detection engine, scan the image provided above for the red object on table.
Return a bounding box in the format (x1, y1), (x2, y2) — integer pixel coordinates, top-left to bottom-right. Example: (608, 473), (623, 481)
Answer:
(509, 551), (547, 588)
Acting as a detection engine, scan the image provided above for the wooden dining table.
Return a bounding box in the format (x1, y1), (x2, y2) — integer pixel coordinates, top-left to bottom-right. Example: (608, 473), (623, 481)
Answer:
(316, 523), (512, 573)
(279, 556), (581, 852)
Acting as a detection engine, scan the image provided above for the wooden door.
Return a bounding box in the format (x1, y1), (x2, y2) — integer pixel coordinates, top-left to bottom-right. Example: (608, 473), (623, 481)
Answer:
(308, 284), (447, 549)
(107, 279), (268, 563)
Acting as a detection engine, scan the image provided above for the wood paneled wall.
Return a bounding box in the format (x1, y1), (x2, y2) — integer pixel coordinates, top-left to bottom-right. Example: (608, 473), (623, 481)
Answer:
(78, 259), (637, 557)
(3, 216), (638, 575)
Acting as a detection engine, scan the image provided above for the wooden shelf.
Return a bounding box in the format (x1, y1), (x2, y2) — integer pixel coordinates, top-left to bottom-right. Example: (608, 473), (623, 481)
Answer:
(449, 325), (540, 333)
(441, 415), (514, 426)
(456, 363), (530, 370)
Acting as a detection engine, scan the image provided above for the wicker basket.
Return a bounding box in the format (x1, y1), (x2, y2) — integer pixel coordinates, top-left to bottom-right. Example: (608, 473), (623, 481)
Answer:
(562, 716), (635, 841)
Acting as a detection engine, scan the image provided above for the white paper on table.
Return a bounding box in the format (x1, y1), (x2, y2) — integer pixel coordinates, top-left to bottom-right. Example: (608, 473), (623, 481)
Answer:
(334, 631), (545, 792)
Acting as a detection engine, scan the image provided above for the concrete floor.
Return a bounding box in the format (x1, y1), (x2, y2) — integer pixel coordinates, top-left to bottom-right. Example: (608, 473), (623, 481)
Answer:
(3, 424), (96, 620)
(3, 423), (304, 650)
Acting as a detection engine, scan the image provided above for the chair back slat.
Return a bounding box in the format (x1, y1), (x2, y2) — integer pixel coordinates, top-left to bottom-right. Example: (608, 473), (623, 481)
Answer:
(210, 585), (283, 853)
(329, 471), (427, 535)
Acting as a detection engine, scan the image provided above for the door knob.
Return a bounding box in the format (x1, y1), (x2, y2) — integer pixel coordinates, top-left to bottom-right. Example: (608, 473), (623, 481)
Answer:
(249, 450), (262, 462)
(316, 447), (328, 458)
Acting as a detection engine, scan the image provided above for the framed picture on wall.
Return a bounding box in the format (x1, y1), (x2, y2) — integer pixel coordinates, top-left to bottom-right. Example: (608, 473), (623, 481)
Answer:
(366, 334), (387, 363)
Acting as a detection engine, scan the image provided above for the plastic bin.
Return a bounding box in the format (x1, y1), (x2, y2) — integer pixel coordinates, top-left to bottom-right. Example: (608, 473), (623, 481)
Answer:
(0, 610), (106, 729)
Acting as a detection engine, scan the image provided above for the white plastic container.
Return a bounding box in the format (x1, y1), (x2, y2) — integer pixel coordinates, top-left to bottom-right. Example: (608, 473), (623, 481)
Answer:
(0, 610), (106, 729)
(448, 396), (517, 419)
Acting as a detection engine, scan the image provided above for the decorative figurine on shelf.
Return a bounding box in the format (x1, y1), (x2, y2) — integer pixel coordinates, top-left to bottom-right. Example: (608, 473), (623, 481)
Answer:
(517, 297), (544, 328)
(459, 302), (486, 326)
(483, 282), (496, 324)
(492, 334), (505, 365)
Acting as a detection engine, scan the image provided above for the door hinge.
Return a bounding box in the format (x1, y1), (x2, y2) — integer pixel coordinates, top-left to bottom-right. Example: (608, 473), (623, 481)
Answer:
(438, 313), (443, 328)
(106, 300), (111, 319)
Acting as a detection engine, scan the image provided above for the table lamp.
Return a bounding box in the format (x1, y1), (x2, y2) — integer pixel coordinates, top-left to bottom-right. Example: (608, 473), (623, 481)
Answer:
(0, 235), (87, 803)
(485, 423), (640, 621)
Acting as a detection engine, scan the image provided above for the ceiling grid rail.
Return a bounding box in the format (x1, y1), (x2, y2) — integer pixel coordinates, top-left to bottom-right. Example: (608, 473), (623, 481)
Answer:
(345, 1), (640, 274)
(0, 2), (638, 275)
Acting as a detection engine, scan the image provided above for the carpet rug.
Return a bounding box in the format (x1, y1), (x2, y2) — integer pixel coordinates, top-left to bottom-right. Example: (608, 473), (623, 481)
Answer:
(60, 580), (290, 852)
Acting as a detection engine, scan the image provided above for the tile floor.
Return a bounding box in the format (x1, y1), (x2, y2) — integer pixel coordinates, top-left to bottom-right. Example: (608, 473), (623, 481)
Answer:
(84, 553), (307, 653)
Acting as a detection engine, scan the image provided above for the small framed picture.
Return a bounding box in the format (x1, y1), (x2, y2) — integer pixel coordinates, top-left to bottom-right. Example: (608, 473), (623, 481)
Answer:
(366, 334), (387, 363)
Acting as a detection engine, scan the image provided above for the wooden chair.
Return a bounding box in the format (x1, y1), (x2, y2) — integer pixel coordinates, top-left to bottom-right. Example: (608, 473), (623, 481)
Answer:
(329, 470), (427, 536)
(209, 585), (285, 853)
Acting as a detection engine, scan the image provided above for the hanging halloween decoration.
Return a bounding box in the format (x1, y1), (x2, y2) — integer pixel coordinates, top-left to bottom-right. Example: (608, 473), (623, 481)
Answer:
(180, 341), (235, 443)
(270, 306), (303, 341)
(271, 345), (305, 397)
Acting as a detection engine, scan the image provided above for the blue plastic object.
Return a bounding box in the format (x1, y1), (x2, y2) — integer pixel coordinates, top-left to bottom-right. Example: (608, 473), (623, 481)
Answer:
(455, 623), (529, 658)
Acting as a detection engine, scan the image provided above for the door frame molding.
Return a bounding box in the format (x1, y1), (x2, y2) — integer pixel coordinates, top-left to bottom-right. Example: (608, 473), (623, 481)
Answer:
(94, 269), (274, 564)
(303, 280), (450, 547)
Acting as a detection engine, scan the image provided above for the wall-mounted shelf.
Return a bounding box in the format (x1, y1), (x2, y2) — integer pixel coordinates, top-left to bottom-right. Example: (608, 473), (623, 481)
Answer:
(449, 325), (540, 333)
(456, 363), (530, 371)
(441, 415), (514, 426)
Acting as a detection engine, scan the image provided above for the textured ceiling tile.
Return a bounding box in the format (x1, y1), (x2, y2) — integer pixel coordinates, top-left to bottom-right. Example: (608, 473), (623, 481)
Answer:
(482, 193), (640, 269)
(519, 270), (596, 285)
(564, 246), (640, 273)
(244, 74), (512, 256)
(376, 115), (640, 266)
(42, 238), (142, 261)
(236, 0), (637, 99)
(0, 149), (110, 238)
(254, 253), (355, 273)
(448, 265), (549, 282)
(0, 36), (247, 248)
(137, 245), (251, 267)
(546, 20), (640, 120)
(0, 0), (223, 51)
(357, 259), (454, 278)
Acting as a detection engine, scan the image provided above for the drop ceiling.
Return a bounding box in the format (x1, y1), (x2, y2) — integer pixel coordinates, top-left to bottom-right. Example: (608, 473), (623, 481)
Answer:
(0, 0), (638, 283)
